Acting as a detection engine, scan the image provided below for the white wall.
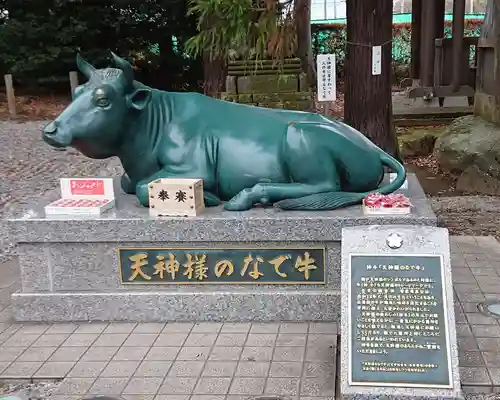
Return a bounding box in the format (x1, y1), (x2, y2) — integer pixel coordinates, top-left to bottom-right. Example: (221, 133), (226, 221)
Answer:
(310, 0), (486, 21)
(311, 0), (346, 20)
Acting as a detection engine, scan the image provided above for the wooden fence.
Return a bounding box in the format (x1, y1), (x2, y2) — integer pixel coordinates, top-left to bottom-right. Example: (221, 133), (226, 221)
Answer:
(3, 71), (79, 118)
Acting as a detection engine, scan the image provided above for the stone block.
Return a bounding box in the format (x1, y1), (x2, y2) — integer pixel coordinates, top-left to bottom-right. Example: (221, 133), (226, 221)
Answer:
(225, 76), (237, 94)
(220, 93), (237, 102)
(398, 129), (443, 158)
(253, 93), (283, 103)
(237, 74), (298, 94)
(283, 101), (312, 111)
(237, 93), (253, 103)
(8, 174), (436, 323)
(257, 102), (285, 109)
(340, 226), (462, 400)
(299, 73), (309, 92)
(456, 164), (500, 196)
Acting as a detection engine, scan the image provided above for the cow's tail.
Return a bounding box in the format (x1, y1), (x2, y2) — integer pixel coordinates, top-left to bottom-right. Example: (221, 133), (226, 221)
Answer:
(274, 152), (406, 210)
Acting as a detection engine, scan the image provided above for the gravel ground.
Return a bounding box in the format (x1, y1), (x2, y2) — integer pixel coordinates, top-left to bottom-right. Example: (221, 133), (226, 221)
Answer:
(431, 195), (500, 239)
(0, 120), (122, 263)
(0, 380), (61, 398)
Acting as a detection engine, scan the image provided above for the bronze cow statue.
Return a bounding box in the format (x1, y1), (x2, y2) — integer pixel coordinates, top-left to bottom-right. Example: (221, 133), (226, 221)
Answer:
(43, 52), (406, 211)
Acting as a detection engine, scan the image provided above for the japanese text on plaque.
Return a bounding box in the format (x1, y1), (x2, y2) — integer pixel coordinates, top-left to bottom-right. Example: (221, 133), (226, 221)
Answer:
(119, 248), (325, 284)
(349, 255), (451, 388)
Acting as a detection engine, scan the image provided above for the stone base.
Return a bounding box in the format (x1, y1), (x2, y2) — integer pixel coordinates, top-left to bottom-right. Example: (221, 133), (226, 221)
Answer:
(8, 173), (436, 323)
(11, 290), (339, 322)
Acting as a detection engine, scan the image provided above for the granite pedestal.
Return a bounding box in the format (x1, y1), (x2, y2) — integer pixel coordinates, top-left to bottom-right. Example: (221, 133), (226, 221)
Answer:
(7, 174), (437, 322)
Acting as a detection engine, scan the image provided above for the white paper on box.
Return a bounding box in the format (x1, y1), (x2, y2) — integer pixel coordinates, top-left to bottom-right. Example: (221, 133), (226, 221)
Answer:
(372, 46), (382, 75)
(362, 205), (411, 215)
(44, 177), (115, 216)
(317, 54), (336, 102)
(60, 177), (115, 200)
(389, 173), (409, 189)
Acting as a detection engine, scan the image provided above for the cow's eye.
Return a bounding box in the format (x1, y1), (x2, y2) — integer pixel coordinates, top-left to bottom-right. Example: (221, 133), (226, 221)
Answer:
(96, 98), (110, 108)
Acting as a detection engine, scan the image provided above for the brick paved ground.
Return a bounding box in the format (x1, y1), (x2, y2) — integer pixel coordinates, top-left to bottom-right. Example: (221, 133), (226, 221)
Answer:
(0, 236), (500, 399)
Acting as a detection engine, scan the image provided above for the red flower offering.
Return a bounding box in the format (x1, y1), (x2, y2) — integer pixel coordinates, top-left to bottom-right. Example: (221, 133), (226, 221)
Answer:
(363, 193), (411, 209)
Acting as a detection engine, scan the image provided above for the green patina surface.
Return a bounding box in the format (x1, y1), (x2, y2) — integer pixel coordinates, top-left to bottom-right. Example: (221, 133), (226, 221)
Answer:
(119, 247), (326, 284)
(42, 52), (406, 212)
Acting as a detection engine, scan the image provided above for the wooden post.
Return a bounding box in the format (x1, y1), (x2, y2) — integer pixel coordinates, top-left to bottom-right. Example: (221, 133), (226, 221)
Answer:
(410, 0), (422, 79)
(420, 0), (437, 87)
(69, 71), (79, 94)
(4, 74), (16, 118)
(451, 0), (466, 90)
(435, 0), (446, 39)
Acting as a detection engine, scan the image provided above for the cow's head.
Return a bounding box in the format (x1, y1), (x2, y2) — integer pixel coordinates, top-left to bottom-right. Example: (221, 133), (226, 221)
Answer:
(43, 52), (152, 159)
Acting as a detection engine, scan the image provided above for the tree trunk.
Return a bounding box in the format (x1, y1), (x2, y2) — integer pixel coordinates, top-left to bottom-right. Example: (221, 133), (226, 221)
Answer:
(344, 0), (401, 160)
(294, 0), (316, 88)
(201, 16), (227, 98)
(203, 52), (227, 97)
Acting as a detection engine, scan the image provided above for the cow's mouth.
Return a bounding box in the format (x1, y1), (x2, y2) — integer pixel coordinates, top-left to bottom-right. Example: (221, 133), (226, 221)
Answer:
(42, 121), (71, 148)
(42, 131), (69, 148)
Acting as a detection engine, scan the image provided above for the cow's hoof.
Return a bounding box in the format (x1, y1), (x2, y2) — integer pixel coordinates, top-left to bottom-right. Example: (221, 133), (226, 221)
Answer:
(204, 191), (221, 207)
(121, 173), (135, 194)
(224, 192), (253, 211)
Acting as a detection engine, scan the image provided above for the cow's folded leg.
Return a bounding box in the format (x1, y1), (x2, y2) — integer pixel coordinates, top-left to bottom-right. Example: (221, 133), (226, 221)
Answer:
(224, 182), (337, 211)
(135, 182), (151, 207)
(204, 191), (221, 206)
(121, 173), (135, 194)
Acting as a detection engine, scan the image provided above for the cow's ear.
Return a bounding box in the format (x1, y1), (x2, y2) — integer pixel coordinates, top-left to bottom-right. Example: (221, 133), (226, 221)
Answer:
(126, 88), (152, 111)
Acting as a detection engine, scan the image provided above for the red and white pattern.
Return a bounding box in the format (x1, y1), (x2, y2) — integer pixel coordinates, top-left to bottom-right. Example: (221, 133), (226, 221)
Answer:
(50, 198), (110, 208)
(363, 193), (412, 208)
(362, 193), (412, 215)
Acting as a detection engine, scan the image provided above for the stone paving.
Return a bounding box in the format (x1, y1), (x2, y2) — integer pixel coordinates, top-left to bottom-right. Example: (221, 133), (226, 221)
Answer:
(1, 235), (500, 399)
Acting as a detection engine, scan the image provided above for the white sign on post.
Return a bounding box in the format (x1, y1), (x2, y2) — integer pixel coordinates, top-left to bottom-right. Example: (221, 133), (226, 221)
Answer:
(316, 54), (336, 102)
(372, 45), (382, 75)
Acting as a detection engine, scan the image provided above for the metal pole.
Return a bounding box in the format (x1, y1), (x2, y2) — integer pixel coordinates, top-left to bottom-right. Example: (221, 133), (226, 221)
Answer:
(451, 0), (466, 90)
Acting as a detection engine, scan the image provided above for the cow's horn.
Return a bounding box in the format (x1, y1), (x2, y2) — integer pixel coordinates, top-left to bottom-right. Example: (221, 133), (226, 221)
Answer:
(110, 52), (134, 90)
(76, 53), (96, 79)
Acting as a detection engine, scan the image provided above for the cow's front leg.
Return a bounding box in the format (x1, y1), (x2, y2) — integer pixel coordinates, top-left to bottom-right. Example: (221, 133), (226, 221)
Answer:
(121, 173), (135, 194)
(224, 182), (336, 211)
(135, 171), (221, 208)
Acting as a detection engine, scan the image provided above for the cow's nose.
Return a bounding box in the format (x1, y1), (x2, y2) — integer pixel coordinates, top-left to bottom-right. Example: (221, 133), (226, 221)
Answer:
(43, 121), (58, 134)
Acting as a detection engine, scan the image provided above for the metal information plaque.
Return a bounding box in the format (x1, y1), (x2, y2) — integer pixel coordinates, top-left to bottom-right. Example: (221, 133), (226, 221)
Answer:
(348, 254), (452, 388)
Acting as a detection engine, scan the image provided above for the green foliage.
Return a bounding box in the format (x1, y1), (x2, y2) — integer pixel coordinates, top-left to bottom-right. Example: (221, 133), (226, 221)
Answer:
(184, 0), (296, 65)
(312, 18), (484, 78)
(0, 0), (203, 92)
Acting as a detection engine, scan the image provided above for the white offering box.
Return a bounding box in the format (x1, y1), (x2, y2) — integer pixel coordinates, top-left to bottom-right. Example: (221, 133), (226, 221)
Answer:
(44, 178), (115, 216)
(148, 178), (205, 217)
(362, 205), (411, 215)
